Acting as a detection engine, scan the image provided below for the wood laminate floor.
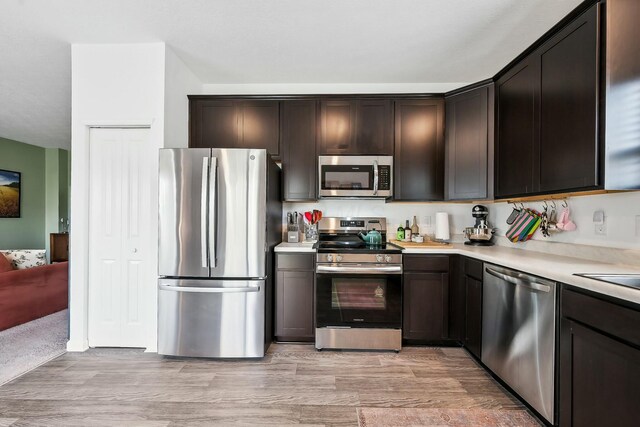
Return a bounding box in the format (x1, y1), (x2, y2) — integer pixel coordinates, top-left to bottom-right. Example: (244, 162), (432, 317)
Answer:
(0, 344), (540, 426)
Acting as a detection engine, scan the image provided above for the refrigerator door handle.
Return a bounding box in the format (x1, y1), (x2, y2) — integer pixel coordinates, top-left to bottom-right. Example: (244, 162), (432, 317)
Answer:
(209, 156), (218, 268)
(200, 157), (209, 269)
(159, 283), (260, 293)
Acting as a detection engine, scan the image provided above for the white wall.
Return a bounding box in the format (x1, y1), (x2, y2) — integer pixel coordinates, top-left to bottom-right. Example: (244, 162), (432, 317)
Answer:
(489, 192), (640, 250)
(286, 191), (640, 250)
(201, 83), (465, 95)
(69, 43), (166, 352)
(284, 200), (469, 239)
(164, 47), (203, 148)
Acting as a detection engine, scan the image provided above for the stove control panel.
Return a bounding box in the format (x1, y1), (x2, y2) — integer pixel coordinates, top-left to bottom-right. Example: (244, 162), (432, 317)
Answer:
(317, 253), (402, 265)
(340, 220), (365, 228)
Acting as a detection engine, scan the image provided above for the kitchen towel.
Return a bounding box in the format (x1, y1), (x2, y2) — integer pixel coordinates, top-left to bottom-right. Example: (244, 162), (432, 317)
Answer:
(435, 212), (450, 241)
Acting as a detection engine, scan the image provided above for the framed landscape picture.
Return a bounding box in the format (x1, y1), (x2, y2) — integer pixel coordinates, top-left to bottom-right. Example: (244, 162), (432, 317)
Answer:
(0, 169), (21, 218)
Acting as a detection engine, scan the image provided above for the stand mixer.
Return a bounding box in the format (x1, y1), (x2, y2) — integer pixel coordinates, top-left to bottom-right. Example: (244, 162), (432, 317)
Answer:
(464, 205), (495, 246)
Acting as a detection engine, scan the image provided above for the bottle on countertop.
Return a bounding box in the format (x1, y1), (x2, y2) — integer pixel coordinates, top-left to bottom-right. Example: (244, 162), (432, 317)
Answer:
(396, 224), (405, 241)
(411, 216), (419, 236)
(404, 220), (412, 242)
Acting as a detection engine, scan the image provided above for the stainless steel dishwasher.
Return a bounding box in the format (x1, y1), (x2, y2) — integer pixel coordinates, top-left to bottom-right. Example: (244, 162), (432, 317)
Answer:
(482, 264), (556, 424)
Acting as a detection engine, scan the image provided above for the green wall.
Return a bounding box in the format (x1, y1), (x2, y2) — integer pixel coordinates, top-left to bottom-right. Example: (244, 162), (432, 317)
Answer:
(0, 137), (46, 249)
(0, 137), (69, 251)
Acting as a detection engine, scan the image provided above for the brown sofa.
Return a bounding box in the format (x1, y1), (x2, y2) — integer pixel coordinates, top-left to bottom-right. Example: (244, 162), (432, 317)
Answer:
(0, 261), (68, 331)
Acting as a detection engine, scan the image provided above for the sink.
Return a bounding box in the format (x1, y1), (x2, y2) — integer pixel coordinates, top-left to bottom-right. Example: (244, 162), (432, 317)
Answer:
(574, 274), (640, 290)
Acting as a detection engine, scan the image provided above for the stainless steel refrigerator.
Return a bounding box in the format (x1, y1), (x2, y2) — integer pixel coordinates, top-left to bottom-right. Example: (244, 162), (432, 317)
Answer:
(158, 148), (281, 358)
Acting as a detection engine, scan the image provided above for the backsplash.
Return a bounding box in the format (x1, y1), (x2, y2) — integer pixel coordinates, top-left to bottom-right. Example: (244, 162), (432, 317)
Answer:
(284, 191), (640, 259)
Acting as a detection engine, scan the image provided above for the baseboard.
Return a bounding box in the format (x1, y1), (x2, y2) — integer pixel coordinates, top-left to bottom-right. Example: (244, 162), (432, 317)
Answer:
(66, 339), (89, 352)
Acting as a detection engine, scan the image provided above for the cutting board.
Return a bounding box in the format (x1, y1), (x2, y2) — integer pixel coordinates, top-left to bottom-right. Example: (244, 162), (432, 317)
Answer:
(389, 239), (452, 248)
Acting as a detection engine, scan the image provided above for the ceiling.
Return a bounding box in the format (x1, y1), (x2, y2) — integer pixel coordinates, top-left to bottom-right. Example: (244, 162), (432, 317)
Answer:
(0, 0), (582, 150)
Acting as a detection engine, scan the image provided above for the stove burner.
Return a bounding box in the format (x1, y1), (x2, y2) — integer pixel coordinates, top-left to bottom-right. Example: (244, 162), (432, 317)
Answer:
(315, 216), (403, 255)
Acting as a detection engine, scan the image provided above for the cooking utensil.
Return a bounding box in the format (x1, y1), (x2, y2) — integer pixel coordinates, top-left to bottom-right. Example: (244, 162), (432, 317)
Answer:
(305, 211), (312, 224)
(506, 205), (521, 225)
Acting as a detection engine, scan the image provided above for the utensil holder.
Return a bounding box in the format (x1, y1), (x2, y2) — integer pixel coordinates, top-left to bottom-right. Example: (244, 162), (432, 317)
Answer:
(304, 223), (318, 242)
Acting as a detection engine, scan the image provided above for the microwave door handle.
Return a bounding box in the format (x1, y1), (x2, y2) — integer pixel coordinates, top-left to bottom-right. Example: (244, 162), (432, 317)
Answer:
(373, 160), (379, 196)
(201, 157), (209, 269)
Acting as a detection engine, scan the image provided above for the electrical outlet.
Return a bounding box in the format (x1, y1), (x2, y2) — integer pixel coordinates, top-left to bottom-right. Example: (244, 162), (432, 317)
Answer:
(595, 223), (606, 236)
(636, 215), (640, 238)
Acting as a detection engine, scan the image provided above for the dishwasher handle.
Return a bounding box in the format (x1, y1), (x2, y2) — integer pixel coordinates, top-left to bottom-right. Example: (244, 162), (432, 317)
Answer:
(485, 266), (552, 293)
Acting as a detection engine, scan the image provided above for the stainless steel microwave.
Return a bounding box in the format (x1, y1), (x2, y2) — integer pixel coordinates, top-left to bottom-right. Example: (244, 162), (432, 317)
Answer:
(318, 156), (393, 198)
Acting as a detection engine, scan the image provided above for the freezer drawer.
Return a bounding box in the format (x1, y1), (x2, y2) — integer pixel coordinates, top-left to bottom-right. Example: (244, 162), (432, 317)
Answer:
(158, 278), (265, 358)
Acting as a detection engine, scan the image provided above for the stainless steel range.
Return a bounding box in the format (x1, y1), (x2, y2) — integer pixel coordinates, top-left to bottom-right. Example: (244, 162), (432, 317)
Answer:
(315, 217), (403, 352)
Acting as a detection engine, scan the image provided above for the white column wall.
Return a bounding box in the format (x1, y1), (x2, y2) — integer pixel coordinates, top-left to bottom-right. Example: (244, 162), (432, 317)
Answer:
(69, 43), (166, 352)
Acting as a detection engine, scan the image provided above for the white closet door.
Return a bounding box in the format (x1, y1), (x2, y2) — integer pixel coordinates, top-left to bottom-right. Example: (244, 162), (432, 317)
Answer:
(88, 127), (151, 348)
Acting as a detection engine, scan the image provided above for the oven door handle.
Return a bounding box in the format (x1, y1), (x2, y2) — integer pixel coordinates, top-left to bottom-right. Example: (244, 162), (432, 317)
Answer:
(316, 265), (402, 275)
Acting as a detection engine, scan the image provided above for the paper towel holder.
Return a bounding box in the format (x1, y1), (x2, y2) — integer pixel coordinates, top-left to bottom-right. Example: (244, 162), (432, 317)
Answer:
(435, 212), (450, 242)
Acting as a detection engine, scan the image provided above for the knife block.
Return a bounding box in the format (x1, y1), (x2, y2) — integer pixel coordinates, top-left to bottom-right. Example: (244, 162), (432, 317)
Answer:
(287, 230), (300, 243)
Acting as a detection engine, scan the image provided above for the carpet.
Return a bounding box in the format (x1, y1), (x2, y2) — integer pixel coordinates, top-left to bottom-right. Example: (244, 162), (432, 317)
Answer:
(0, 309), (68, 386)
(358, 407), (541, 427)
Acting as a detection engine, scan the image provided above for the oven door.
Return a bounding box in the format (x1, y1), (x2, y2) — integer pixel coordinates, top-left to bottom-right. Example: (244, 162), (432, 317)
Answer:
(316, 267), (402, 328)
(319, 164), (375, 197)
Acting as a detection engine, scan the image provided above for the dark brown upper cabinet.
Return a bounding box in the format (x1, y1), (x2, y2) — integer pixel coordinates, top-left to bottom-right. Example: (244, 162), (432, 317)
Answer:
(238, 100), (281, 158)
(318, 99), (392, 155)
(189, 98), (280, 158)
(356, 99), (393, 155)
(495, 56), (540, 198)
(281, 99), (317, 201)
(538, 4), (600, 193)
(605, 0), (640, 190)
(495, 3), (601, 199)
(445, 84), (494, 200)
(319, 99), (356, 154)
(394, 99), (445, 201)
(190, 99), (240, 149)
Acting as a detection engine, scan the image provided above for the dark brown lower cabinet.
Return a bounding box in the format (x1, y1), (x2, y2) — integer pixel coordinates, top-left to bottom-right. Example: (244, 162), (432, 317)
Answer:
(275, 253), (315, 342)
(560, 288), (640, 426)
(402, 255), (449, 343)
(464, 276), (482, 359)
(456, 257), (482, 359)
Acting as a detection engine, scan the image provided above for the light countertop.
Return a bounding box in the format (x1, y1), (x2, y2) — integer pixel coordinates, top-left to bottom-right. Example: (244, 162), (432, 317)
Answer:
(274, 241), (640, 305)
(274, 242), (316, 253)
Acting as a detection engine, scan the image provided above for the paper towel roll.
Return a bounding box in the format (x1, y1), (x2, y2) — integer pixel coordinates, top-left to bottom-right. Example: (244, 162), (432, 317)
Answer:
(435, 212), (450, 241)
